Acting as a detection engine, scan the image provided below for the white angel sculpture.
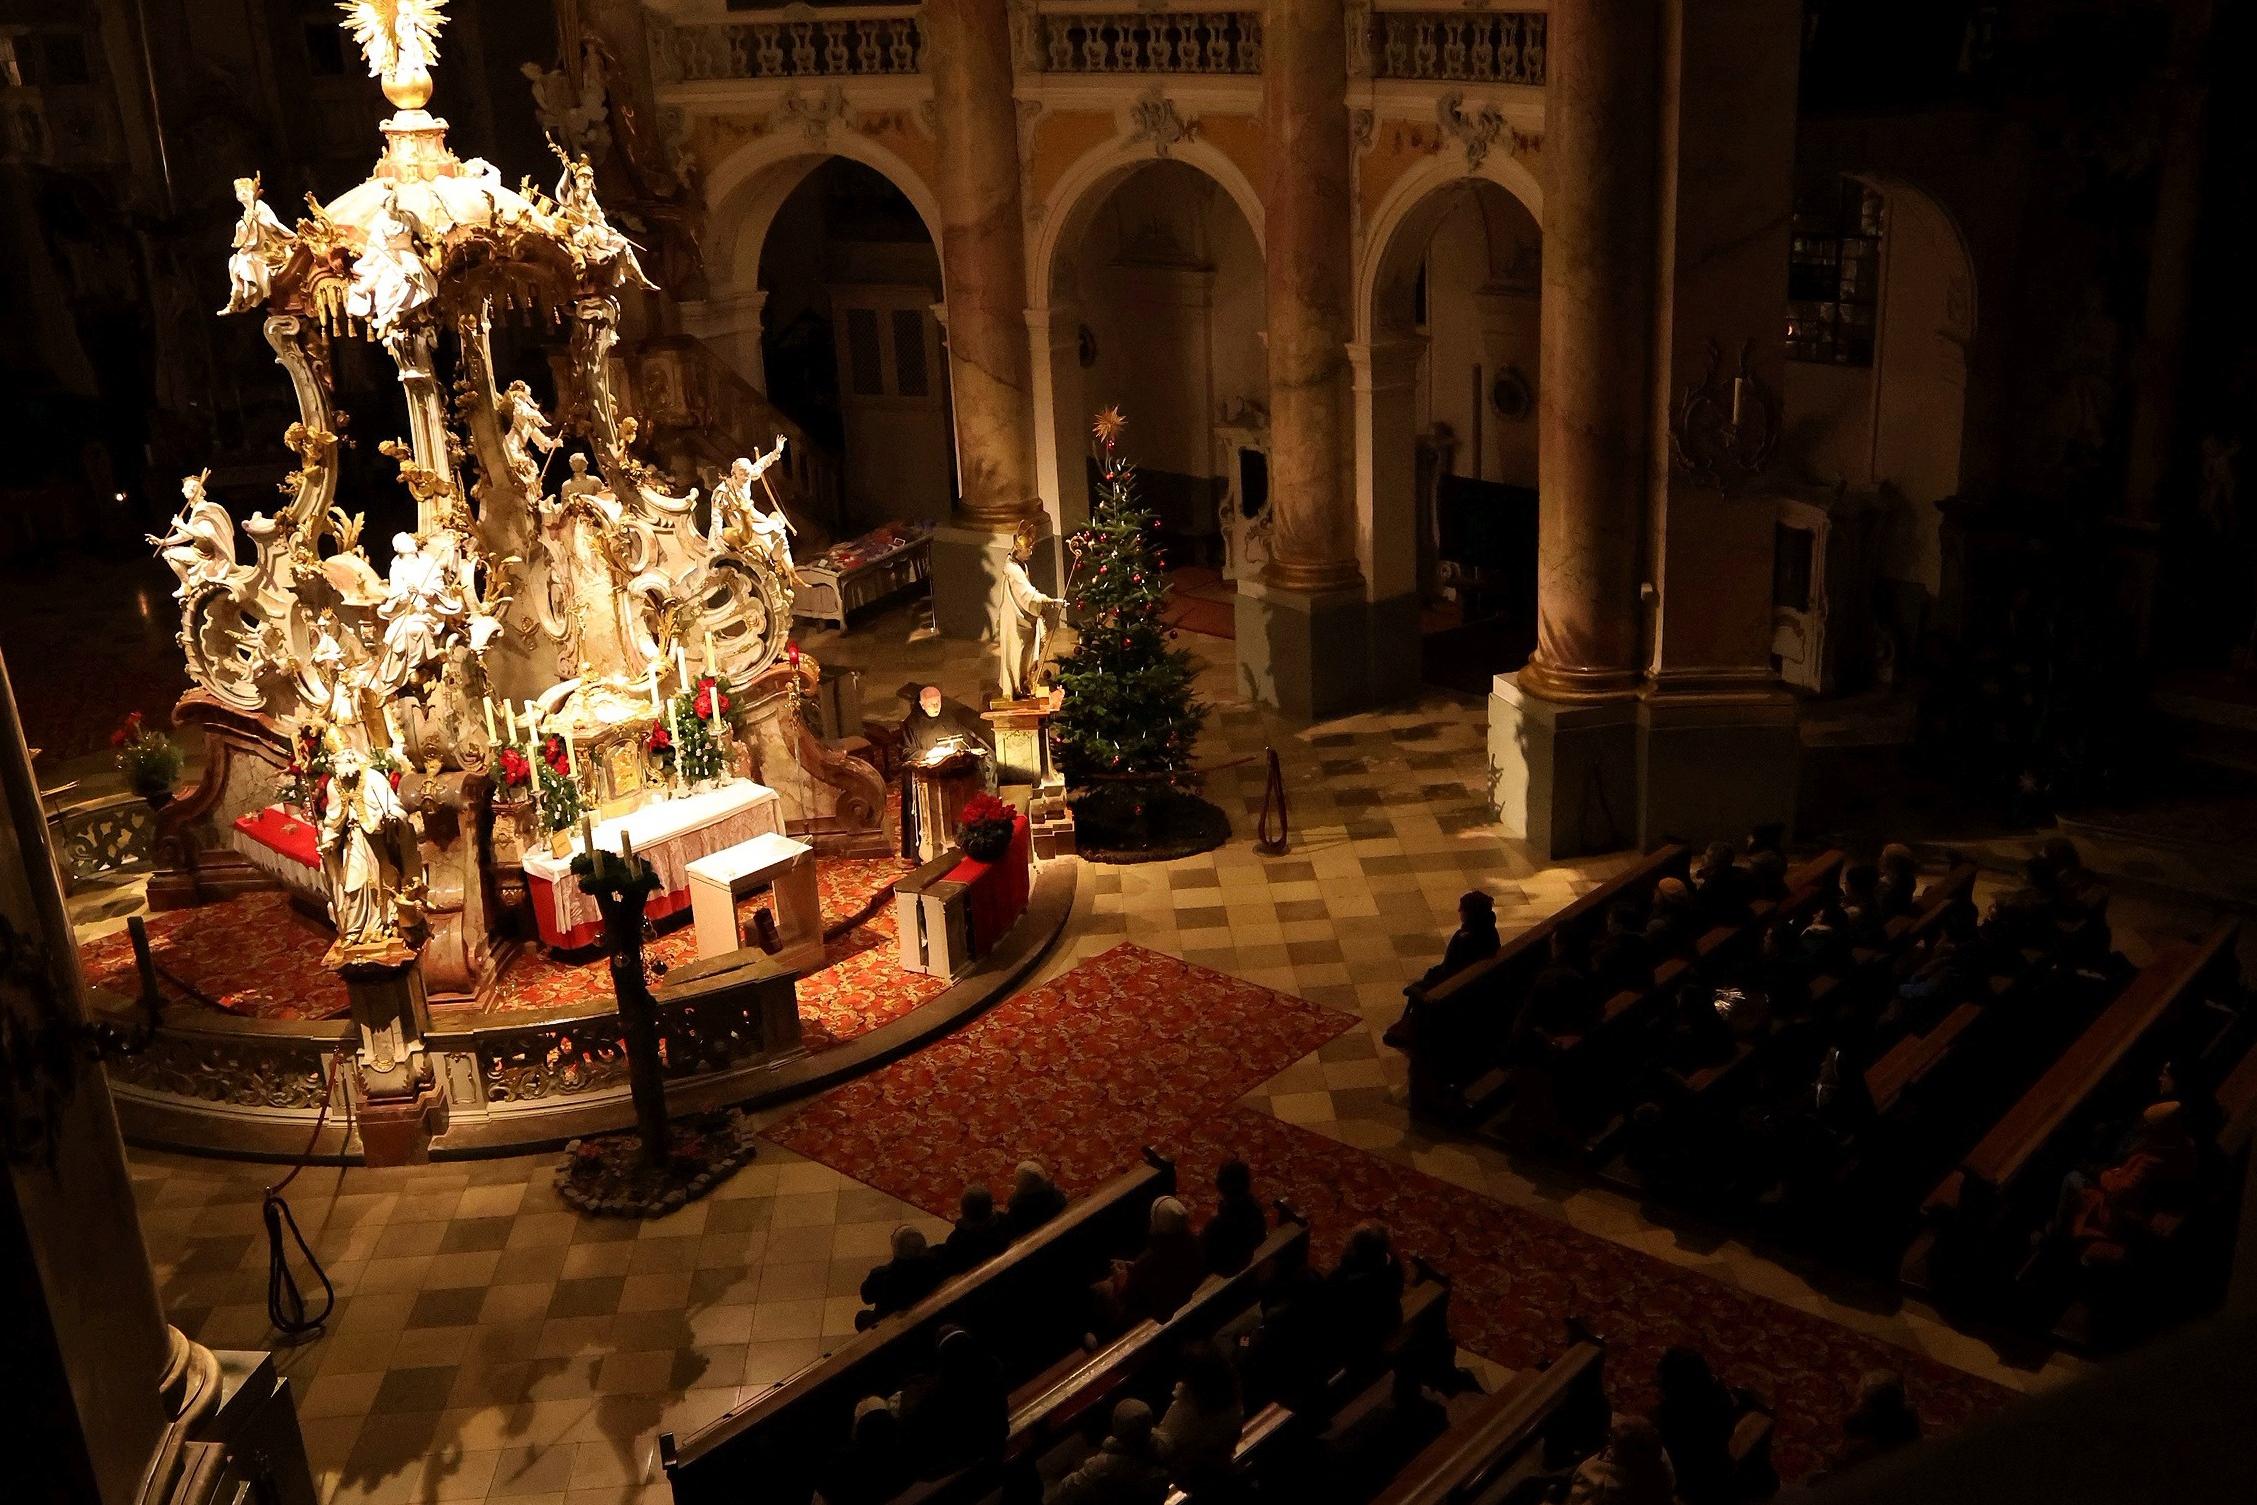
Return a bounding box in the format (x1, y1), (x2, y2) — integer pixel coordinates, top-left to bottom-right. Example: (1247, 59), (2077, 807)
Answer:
(345, 200), (434, 343)
(709, 439), (797, 579)
(219, 175), (294, 314)
(374, 531), (465, 691)
(148, 473), (244, 598)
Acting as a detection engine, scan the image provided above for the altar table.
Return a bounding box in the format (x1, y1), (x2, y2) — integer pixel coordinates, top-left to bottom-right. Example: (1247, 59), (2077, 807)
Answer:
(521, 781), (782, 951)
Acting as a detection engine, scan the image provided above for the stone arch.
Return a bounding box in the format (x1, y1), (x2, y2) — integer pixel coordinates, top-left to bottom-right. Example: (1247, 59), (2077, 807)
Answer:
(1026, 136), (1266, 541)
(1350, 158), (1543, 668)
(703, 129), (947, 292)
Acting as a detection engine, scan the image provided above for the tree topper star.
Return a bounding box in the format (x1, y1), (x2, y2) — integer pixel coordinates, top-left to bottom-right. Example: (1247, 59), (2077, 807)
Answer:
(1092, 407), (1128, 447)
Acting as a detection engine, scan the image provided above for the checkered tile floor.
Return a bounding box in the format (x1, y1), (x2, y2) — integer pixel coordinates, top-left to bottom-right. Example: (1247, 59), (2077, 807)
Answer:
(124, 605), (2090, 1504)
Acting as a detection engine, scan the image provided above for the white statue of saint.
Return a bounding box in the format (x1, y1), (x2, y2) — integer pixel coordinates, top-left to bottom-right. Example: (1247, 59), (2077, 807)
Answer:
(998, 523), (1063, 702)
(552, 149), (651, 287)
(375, 532), (465, 691)
(147, 472), (243, 598)
(319, 747), (417, 964)
(219, 175), (294, 314)
(345, 199), (435, 342)
(709, 440), (796, 579)
(298, 612), (372, 729)
(499, 380), (560, 497)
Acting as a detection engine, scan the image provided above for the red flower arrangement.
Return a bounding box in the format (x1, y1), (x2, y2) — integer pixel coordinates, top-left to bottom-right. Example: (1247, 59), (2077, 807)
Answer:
(645, 722), (673, 756)
(109, 710), (146, 748)
(955, 791), (1018, 862)
(496, 746), (533, 790)
(959, 791), (1013, 826)
(541, 733), (572, 777)
(692, 676), (730, 721)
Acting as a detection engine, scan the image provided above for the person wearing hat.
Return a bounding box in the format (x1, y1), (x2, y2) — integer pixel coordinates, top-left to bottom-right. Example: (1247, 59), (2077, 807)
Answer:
(1384, 890), (1502, 1050)
(1047, 1397), (1169, 1505)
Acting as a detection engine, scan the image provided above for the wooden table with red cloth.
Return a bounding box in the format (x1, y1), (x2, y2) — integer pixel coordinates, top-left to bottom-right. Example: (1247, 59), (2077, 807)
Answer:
(943, 812), (1031, 953)
(519, 781), (783, 951)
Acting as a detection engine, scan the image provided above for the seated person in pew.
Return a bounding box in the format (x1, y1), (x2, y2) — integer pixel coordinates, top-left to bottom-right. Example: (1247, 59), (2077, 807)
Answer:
(1385, 891), (1502, 1048)
(1982, 853), (2062, 956)
(1010, 1159), (1071, 1237)
(1239, 1237), (1328, 1410)
(1566, 1412), (1676, 1505)
(858, 1226), (946, 1329)
(1156, 1343), (1246, 1497)
(1511, 932), (1601, 1050)
(1747, 848), (1791, 905)
(2045, 1101), (2202, 1270)
(819, 1395), (913, 1505)
(1094, 1196), (1206, 1335)
(1837, 863), (1887, 948)
(1821, 1371), (1921, 1478)
(2039, 836), (2113, 966)
(897, 1325), (1010, 1478)
(1595, 900), (1658, 997)
(1875, 844), (1922, 923)
(1199, 1159), (1269, 1276)
(1653, 1348), (1739, 1505)
(1325, 1222), (1407, 1368)
(1047, 1398), (1170, 1505)
(943, 1183), (1013, 1274)
(1643, 878), (1704, 960)
(1657, 980), (1741, 1071)
(1693, 841), (1756, 926)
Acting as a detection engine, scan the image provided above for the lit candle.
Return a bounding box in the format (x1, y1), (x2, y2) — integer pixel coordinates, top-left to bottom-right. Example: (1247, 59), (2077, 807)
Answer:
(674, 644), (688, 692)
(482, 697), (497, 742)
(648, 670), (662, 714)
(705, 633), (717, 678)
(562, 729), (578, 782)
(665, 702), (681, 788)
(503, 700), (518, 743)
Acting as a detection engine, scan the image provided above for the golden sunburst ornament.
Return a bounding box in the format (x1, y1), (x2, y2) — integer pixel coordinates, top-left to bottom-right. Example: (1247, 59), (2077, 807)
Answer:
(1091, 406), (1127, 447)
(339, 0), (449, 108)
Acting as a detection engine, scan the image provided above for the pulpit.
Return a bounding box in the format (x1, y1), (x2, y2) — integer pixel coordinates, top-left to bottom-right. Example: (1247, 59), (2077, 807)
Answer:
(904, 749), (985, 864)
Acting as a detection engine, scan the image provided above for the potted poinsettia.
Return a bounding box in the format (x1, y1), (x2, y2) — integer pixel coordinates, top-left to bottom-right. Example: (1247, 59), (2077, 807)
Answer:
(955, 791), (1017, 862)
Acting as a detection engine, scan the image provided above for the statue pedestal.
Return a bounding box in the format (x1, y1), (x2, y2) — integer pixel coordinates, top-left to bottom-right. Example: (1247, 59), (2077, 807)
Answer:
(984, 691), (1074, 859)
(339, 957), (447, 1165)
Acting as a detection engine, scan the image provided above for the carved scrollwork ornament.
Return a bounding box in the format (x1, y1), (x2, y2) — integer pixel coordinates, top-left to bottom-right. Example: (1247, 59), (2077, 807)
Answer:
(1670, 338), (1780, 494)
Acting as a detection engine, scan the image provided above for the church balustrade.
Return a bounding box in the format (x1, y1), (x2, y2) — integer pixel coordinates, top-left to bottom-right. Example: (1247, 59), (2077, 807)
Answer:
(47, 790), (156, 891)
(1368, 6), (1547, 86)
(1033, 5), (1263, 75)
(652, 5), (925, 84)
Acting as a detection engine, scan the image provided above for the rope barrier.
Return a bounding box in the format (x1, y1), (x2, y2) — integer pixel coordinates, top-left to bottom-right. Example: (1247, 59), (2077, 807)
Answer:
(1255, 746), (1290, 855)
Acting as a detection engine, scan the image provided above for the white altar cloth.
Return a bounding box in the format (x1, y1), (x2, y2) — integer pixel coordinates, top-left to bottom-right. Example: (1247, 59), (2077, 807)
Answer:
(520, 780), (783, 949)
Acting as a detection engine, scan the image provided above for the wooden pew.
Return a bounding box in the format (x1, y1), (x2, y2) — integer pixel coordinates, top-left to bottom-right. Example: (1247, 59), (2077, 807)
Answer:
(899, 1216), (1313, 1505)
(1159, 1402), (1303, 1504)
(1903, 923), (2240, 1295)
(1366, 1337), (1608, 1505)
(1402, 846), (1690, 1118)
(661, 1150), (1176, 1505)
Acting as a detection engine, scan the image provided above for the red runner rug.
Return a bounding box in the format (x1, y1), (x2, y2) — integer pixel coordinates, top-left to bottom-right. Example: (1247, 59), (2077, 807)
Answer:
(769, 943), (2015, 1481)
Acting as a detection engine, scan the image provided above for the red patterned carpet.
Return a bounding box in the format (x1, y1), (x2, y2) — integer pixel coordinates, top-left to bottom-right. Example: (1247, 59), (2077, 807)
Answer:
(78, 855), (945, 1048)
(770, 944), (2017, 1482)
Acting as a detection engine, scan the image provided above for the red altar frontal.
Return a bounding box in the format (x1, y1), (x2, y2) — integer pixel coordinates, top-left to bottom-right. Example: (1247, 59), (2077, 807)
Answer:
(517, 780), (783, 951)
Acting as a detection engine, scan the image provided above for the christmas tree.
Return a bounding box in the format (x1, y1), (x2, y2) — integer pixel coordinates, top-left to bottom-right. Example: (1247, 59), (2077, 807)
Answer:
(1052, 408), (1207, 790)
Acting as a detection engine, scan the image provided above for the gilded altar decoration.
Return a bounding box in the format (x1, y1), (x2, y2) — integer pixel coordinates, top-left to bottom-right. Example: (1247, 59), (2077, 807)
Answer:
(159, 0), (802, 977)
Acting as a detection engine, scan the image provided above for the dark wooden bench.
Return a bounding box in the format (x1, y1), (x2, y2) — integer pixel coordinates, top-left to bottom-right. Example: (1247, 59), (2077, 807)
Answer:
(1902, 923), (2240, 1294)
(898, 1215), (1313, 1505)
(1403, 847), (1691, 1117)
(1367, 1336), (1608, 1505)
(661, 1150), (1176, 1505)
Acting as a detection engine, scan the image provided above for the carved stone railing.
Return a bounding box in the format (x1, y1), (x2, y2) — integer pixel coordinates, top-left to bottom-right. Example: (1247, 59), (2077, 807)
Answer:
(48, 791), (156, 891)
(653, 6), (924, 84)
(1034, 7), (1263, 75)
(1369, 9), (1547, 85)
(104, 1018), (349, 1120)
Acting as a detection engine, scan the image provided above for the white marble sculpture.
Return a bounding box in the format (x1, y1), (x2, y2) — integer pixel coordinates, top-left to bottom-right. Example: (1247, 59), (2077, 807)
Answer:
(375, 532), (466, 692)
(499, 380), (560, 498)
(554, 149), (650, 287)
(346, 199), (435, 343)
(148, 473), (242, 598)
(319, 747), (418, 965)
(998, 523), (1063, 702)
(220, 176), (294, 315)
(709, 440), (796, 579)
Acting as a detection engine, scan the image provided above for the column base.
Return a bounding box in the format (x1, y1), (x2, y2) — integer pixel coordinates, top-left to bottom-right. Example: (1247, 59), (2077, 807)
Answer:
(1488, 673), (1639, 859)
(356, 1080), (447, 1167)
(929, 523), (1063, 641)
(1635, 687), (1801, 850)
(1233, 581), (1420, 720)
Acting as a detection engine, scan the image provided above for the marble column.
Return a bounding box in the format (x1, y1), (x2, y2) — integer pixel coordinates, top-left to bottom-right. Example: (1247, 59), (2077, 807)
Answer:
(1239, 0), (1419, 718)
(924, 0), (1043, 643)
(925, 0), (1036, 521)
(1489, 0), (1660, 853)
(1521, 0), (1659, 703)
(1258, 0), (1360, 595)
(0, 654), (314, 1505)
